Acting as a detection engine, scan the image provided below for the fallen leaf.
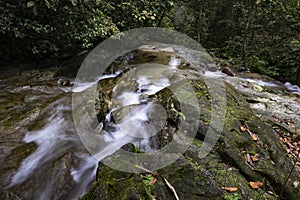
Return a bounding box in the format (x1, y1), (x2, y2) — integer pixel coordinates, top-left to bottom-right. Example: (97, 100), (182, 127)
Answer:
(240, 126), (247, 132)
(249, 181), (263, 189)
(292, 142), (298, 147)
(251, 134), (259, 141)
(272, 116), (281, 123)
(287, 142), (295, 149)
(251, 154), (260, 162)
(221, 186), (238, 192)
(271, 160), (275, 165)
(283, 119), (294, 125)
(246, 129), (258, 141)
(149, 177), (157, 185)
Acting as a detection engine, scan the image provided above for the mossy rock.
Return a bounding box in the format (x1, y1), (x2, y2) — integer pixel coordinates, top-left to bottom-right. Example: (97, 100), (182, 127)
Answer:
(0, 142), (37, 177)
(85, 78), (300, 199)
(81, 151), (223, 200)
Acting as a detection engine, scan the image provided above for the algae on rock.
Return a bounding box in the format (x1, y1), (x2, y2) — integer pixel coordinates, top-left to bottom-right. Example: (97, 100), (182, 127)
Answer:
(83, 77), (300, 200)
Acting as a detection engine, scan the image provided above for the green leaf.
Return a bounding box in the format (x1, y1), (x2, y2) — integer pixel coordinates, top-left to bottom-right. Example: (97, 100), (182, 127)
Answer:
(33, 6), (38, 16)
(44, 0), (51, 9)
(27, 1), (35, 8)
(71, 0), (77, 6)
(178, 112), (186, 121)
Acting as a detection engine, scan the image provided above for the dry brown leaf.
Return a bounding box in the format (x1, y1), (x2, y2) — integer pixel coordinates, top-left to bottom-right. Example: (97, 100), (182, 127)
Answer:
(251, 154), (260, 162)
(149, 177), (157, 185)
(251, 134), (259, 141)
(249, 181), (263, 189)
(287, 142), (295, 149)
(271, 160), (275, 165)
(221, 186), (238, 192)
(292, 142), (298, 146)
(272, 116), (281, 122)
(283, 119), (294, 125)
(240, 126), (247, 132)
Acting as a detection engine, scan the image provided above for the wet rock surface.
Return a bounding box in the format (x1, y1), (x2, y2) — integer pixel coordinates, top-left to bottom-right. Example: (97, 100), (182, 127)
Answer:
(1, 45), (299, 200)
(83, 47), (300, 200)
(220, 72), (300, 137)
(0, 68), (93, 200)
(84, 77), (300, 199)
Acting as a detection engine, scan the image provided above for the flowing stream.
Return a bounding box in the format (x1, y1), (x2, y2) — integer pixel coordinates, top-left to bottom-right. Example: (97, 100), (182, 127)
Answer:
(1, 46), (299, 199)
(1, 53), (181, 200)
(72, 57), (181, 169)
(205, 70), (300, 96)
(6, 99), (99, 199)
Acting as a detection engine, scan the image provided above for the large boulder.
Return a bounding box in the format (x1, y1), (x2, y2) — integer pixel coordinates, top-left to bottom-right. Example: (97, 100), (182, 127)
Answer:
(83, 77), (300, 200)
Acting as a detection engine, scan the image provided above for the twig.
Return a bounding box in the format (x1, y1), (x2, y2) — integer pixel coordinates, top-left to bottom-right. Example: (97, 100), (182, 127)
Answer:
(136, 165), (158, 177)
(136, 165), (179, 200)
(163, 177), (180, 200)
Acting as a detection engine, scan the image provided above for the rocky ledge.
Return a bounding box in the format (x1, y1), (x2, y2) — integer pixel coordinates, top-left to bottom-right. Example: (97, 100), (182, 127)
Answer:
(82, 47), (300, 200)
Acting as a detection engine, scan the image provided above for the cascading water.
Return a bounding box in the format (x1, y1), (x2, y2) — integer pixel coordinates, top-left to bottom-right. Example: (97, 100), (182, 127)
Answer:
(205, 70), (300, 96)
(5, 99), (99, 200)
(285, 82), (300, 95)
(3, 43), (297, 200)
(3, 54), (180, 200)
(73, 59), (179, 166)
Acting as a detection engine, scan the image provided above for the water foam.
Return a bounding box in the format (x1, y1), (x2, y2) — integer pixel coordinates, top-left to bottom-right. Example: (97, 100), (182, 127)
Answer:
(285, 82), (300, 95)
(10, 106), (74, 186)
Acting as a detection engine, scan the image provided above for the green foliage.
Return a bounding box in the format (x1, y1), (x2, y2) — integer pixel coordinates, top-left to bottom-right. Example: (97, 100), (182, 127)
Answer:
(173, 0), (215, 44)
(248, 56), (277, 76)
(0, 0), (119, 59)
(179, 0), (300, 83)
(110, 0), (174, 31)
(1, 0), (299, 84)
(245, 0), (300, 82)
(224, 192), (240, 200)
(141, 173), (156, 199)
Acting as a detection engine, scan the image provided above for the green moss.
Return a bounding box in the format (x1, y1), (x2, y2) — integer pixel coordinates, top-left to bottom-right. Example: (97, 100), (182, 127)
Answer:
(85, 76), (300, 199)
(224, 192), (240, 200)
(141, 174), (156, 199)
(192, 139), (203, 148)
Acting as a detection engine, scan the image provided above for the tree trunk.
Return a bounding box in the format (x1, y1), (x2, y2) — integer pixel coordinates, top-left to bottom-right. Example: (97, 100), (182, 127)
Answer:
(242, 0), (257, 68)
(297, 66), (300, 87)
(196, 6), (203, 43)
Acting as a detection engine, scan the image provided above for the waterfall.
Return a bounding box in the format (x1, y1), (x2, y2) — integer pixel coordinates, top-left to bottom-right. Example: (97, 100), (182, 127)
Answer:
(7, 57), (176, 200)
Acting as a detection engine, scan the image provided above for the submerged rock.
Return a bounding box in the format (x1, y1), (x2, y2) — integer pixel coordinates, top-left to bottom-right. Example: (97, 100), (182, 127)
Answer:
(222, 66), (236, 77)
(57, 79), (71, 86)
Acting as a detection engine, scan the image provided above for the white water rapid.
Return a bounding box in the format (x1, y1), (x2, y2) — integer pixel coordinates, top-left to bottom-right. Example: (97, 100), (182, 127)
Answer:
(7, 56), (179, 200)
